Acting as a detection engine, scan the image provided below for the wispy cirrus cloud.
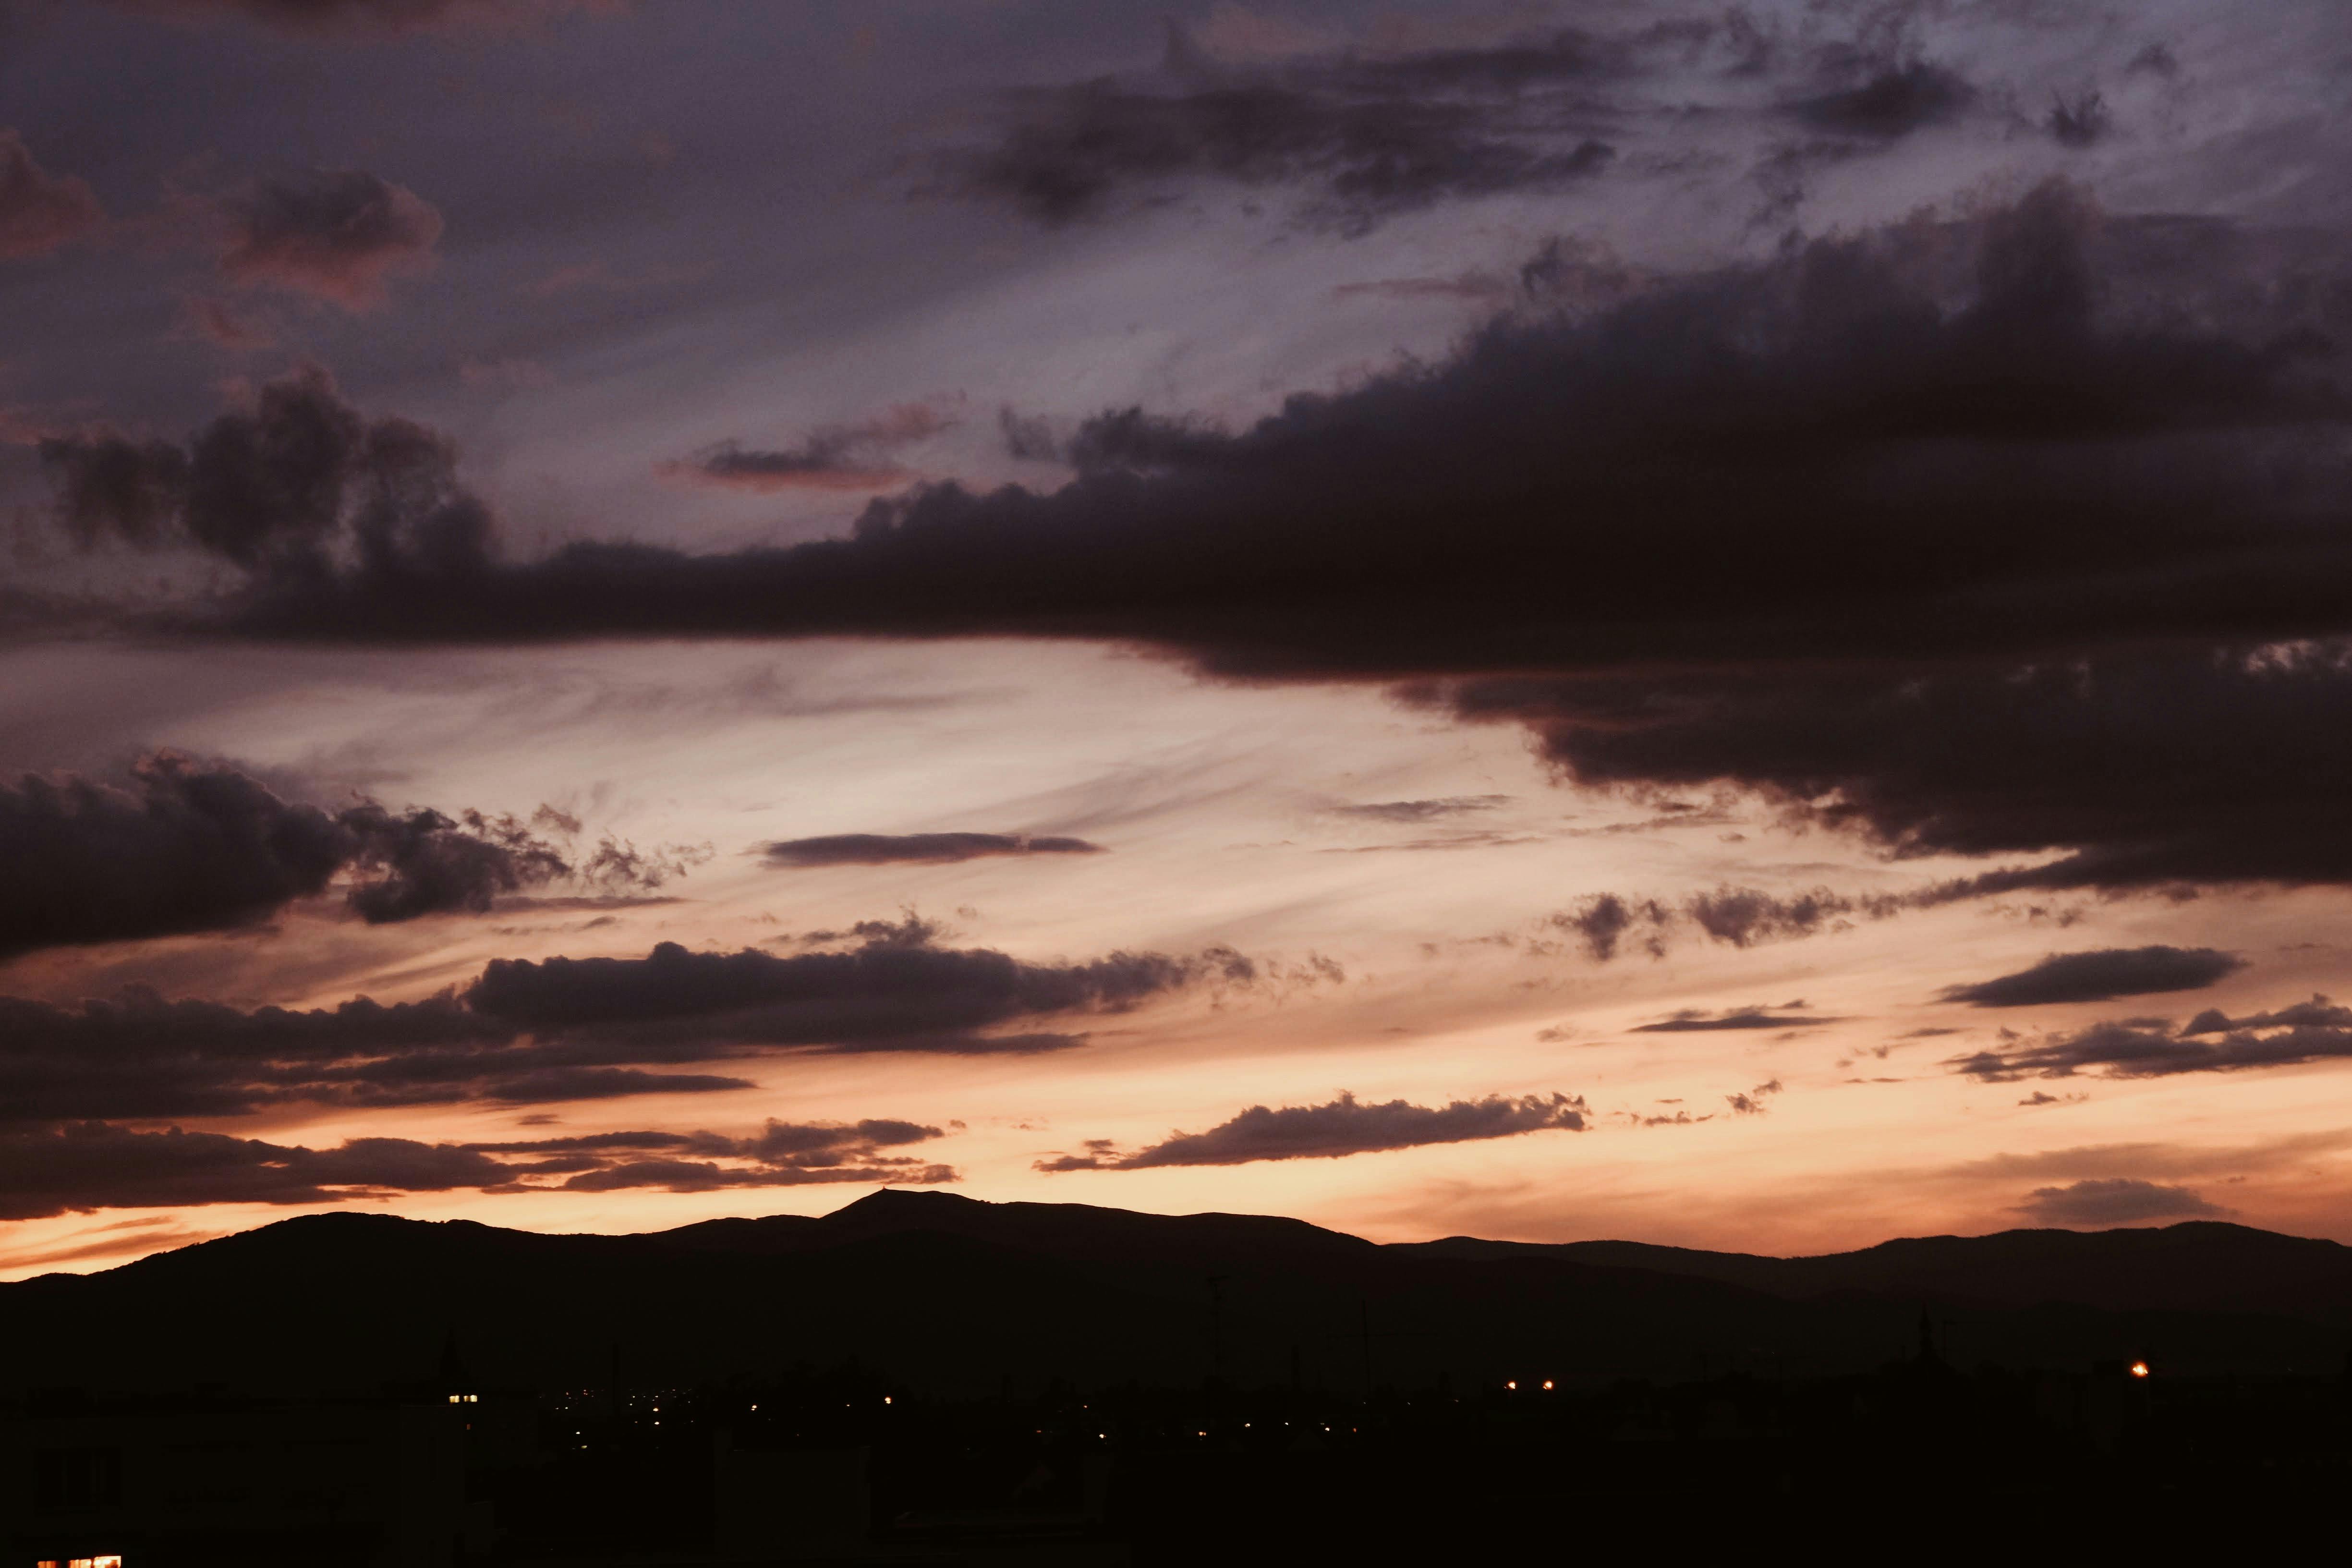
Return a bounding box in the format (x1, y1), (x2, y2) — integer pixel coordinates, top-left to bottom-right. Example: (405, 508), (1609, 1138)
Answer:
(111, 0), (624, 38)
(1631, 1007), (1838, 1034)
(761, 831), (1103, 868)
(663, 404), (957, 494)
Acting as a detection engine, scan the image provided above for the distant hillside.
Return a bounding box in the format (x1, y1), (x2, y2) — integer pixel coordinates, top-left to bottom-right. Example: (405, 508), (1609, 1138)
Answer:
(1398, 1221), (2352, 1322)
(1, 1192), (2341, 1398)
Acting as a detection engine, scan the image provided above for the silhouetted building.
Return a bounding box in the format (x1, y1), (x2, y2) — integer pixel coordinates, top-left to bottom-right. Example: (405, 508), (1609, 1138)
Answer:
(0, 1394), (473, 1567)
(712, 1434), (870, 1559)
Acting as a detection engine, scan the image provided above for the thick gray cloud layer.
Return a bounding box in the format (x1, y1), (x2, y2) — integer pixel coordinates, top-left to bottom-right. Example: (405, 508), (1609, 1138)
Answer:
(0, 1114), (951, 1221)
(761, 832), (1103, 868)
(0, 927), (1257, 1123)
(1941, 946), (2245, 1008)
(935, 24), (1618, 233)
(1037, 1088), (1585, 1169)
(926, 10), (2052, 235)
(0, 753), (641, 957)
(97, 188), (2348, 895)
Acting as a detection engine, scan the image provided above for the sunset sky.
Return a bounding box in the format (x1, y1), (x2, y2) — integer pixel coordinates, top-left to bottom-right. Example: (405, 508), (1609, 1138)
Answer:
(4, 0), (2352, 1278)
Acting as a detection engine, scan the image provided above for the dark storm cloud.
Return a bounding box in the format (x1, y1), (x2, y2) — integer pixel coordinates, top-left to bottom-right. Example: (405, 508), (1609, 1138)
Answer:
(211, 186), (2351, 673)
(2013, 1177), (2222, 1227)
(664, 405), (955, 495)
(933, 24), (1621, 232)
(470, 1115), (957, 1193)
(215, 170), (443, 310)
(466, 936), (1242, 1044)
(0, 753), (360, 951)
(1036, 1088), (1586, 1171)
(1495, 648), (2352, 896)
(2046, 90), (2109, 148)
(114, 0), (617, 40)
(1632, 1008), (1836, 1033)
(39, 434), (191, 547)
(551, 1157), (955, 1193)
(0, 129), (103, 260)
(40, 365), (493, 574)
(82, 187), (2352, 897)
(0, 926), (1253, 1123)
(1788, 61), (1976, 137)
(0, 753), (660, 958)
(468, 1116), (943, 1164)
(0, 1123), (515, 1221)
(1941, 947), (2246, 1008)
(0, 1110), (950, 1220)
(1950, 995), (2352, 1081)
(761, 832), (1103, 868)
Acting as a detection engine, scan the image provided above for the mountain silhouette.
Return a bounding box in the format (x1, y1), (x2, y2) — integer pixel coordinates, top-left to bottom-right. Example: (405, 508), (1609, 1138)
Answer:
(1403, 1220), (2352, 1320)
(3, 1192), (2344, 1398)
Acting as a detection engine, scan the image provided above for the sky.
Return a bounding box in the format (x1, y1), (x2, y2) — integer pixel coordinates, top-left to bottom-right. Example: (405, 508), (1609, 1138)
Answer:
(3, 0), (2352, 1278)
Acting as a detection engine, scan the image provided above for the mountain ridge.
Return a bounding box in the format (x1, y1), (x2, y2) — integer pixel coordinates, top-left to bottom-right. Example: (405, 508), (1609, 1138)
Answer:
(4, 1192), (2345, 1396)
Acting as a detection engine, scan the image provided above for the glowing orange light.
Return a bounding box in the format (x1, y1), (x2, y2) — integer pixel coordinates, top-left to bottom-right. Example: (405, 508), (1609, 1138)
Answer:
(1542, 1380), (1555, 1391)
(2130, 1361), (2150, 1379)
(1505, 1380), (1517, 1390)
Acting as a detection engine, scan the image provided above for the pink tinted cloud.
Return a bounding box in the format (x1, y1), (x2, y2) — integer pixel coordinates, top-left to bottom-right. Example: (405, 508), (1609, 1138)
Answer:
(214, 169), (443, 311)
(179, 296), (277, 350)
(0, 131), (104, 261)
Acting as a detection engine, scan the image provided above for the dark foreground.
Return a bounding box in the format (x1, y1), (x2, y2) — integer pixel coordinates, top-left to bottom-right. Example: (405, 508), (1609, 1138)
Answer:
(7, 1191), (2352, 1562)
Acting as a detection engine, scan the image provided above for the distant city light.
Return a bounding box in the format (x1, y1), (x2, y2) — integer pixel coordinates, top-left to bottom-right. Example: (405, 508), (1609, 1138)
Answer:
(1505, 1380), (1517, 1390)
(1542, 1380), (1555, 1391)
(2130, 1361), (2150, 1379)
